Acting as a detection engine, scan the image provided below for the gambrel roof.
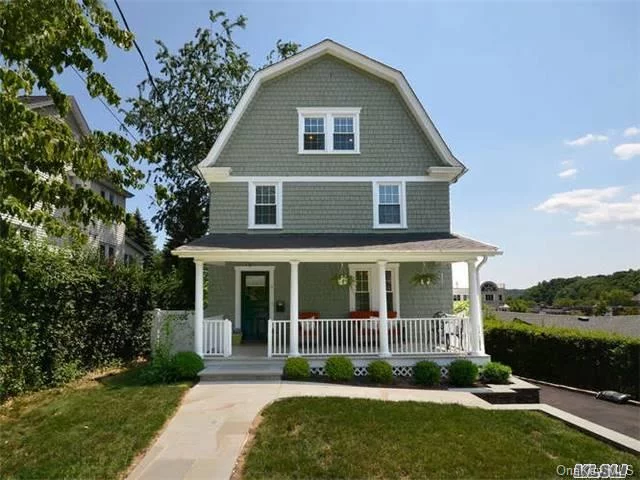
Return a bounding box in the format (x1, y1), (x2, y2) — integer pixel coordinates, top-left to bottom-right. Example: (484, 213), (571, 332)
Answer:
(199, 39), (466, 177)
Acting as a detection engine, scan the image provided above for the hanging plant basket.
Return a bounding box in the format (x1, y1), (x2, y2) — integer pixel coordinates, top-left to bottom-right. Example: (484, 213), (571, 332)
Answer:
(410, 271), (437, 287)
(331, 273), (356, 288)
(331, 263), (355, 288)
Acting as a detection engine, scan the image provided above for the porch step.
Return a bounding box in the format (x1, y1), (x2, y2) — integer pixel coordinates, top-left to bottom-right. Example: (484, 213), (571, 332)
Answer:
(200, 358), (285, 381)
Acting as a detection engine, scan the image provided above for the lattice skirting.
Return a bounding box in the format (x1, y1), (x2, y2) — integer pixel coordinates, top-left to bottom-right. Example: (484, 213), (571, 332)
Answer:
(310, 365), (450, 378)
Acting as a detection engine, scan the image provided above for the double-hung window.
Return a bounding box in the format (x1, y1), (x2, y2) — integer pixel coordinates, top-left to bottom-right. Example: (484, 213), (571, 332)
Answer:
(249, 182), (282, 229)
(349, 264), (400, 313)
(373, 181), (406, 229)
(298, 108), (360, 153)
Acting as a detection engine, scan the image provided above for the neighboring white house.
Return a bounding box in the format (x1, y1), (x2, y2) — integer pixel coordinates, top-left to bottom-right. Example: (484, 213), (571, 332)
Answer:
(454, 281), (507, 309)
(19, 96), (145, 264)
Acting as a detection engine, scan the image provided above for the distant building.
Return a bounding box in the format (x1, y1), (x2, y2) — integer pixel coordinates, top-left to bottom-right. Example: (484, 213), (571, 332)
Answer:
(17, 96), (145, 264)
(453, 281), (507, 309)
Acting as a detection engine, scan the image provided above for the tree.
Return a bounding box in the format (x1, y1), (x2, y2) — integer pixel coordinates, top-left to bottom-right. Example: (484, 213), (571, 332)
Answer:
(126, 208), (155, 266)
(506, 298), (531, 313)
(0, 0), (144, 241)
(125, 10), (298, 305)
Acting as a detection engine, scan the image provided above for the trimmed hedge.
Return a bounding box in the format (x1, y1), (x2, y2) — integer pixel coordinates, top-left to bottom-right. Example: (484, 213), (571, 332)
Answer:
(484, 320), (640, 399)
(481, 362), (511, 384)
(368, 360), (393, 384)
(325, 356), (354, 382)
(447, 359), (478, 387)
(413, 361), (441, 386)
(283, 357), (310, 380)
(0, 238), (153, 400)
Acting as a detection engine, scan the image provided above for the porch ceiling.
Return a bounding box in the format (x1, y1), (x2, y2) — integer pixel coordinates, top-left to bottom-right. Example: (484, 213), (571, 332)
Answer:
(172, 232), (501, 263)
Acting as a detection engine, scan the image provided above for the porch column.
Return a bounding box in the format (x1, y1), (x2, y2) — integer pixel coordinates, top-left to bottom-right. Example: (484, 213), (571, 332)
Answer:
(475, 256), (488, 353)
(467, 258), (482, 355)
(194, 260), (204, 357)
(289, 260), (300, 356)
(377, 260), (391, 357)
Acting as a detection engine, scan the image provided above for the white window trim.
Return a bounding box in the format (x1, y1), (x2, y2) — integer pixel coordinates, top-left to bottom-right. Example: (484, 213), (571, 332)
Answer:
(297, 107), (361, 154)
(372, 181), (407, 229)
(348, 263), (400, 315)
(248, 181), (282, 229)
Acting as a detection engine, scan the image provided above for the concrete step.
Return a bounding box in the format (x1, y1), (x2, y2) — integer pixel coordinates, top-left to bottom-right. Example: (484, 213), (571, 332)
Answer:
(200, 362), (284, 381)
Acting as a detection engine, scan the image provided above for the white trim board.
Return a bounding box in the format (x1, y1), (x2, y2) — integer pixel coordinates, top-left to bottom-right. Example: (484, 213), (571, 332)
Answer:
(234, 266), (276, 331)
(199, 171), (462, 184)
(198, 39), (467, 180)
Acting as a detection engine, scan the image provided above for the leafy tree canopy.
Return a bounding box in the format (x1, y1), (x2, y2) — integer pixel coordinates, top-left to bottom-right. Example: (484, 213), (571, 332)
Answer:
(521, 269), (640, 307)
(0, 0), (146, 241)
(125, 10), (299, 249)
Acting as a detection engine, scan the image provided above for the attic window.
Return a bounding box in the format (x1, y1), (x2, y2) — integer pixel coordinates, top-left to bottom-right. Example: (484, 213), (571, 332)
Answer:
(297, 108), (360, 154)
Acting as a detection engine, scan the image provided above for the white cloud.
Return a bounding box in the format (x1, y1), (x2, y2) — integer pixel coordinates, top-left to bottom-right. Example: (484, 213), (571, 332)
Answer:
(623, 126), (640, 137)
(613, 143), (640, 160)
(560, 160), (573, 167)
(571, 230), (599, 236)
(535, 187), (640, 229)
(558, 168), (578, 178)
(564, 133), (608, 147)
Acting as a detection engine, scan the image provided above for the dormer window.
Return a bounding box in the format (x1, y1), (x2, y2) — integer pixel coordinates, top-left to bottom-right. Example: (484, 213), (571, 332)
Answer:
(297, 108), (360, 154)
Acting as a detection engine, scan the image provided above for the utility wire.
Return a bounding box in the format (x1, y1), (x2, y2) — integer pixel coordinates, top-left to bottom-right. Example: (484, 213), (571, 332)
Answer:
(113, 0), (168, 111)
(70, 66), (139, 142)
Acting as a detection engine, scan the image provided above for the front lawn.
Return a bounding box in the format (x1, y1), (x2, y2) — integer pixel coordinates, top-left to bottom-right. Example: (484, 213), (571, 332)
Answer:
(0, 367), (191, 479)
(242, 397), (639, 479)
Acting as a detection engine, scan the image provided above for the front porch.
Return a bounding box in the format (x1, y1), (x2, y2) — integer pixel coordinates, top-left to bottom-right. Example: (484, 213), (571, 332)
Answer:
(173, 232), (501, 365)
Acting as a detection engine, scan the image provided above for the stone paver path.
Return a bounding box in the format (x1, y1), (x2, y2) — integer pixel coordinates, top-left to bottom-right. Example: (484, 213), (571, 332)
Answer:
(127, 380), (640, 480)
(127, 381), (489, 480)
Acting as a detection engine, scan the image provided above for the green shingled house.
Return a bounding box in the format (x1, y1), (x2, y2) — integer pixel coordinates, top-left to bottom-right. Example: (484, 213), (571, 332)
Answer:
(173, 39), (501, 371)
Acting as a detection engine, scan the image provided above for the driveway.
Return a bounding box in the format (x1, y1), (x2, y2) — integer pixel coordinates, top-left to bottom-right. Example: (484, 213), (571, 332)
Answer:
(538, 384), (639, 439)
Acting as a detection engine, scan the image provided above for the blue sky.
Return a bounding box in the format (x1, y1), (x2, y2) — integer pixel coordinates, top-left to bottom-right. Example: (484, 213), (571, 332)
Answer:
(58, 0), (639, 288)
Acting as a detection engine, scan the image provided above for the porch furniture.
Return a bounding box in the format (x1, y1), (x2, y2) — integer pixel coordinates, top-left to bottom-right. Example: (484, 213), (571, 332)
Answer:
(298, 312), (320, 345)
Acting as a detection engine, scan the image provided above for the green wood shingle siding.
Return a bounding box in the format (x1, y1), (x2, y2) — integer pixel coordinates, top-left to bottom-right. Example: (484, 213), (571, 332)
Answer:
(206, 262), (452, 324)
(210, 182), (449, 233)
(215, 55), (446, 176)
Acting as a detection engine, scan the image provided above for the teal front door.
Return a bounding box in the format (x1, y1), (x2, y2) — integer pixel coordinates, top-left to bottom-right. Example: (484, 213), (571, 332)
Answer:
(241, 271), (270, 342)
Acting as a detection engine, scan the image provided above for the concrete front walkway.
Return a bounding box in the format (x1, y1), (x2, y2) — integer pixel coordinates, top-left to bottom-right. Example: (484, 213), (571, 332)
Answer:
(126, 381), (490, 480)
(127, 380), (640, 480)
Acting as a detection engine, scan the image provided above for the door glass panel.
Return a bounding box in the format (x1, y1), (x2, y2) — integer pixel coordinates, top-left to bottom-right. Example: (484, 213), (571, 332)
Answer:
(245, 274), (266, 287)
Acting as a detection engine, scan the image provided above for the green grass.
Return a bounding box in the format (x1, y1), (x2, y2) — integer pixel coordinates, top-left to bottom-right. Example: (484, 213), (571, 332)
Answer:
(0, 367), (191, 479)
(243, 397), (639, 479)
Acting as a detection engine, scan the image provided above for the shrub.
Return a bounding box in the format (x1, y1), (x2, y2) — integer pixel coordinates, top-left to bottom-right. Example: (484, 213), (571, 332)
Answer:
(172, 352), (204, 380)
(368, 360), (393, 384)
(283, 357), (310, 380)
(447, 359), (478, 387)
(484, 320), (640, 399)
(481, 362), (512, 384)
(325, 356), (354, 382)
(0, 237), (153, 400)
(413, 361), (441, 386)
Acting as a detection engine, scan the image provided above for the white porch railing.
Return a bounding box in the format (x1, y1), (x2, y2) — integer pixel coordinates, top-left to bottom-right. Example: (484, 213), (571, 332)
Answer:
(268, 317), (470, 357)
(389, 317), (470, 355)
(203, 318), (232, 357)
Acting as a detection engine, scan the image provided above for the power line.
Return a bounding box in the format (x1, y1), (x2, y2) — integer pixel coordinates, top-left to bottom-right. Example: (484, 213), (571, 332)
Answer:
(113, 0), (164, 105)
(70, 66), (138, 142)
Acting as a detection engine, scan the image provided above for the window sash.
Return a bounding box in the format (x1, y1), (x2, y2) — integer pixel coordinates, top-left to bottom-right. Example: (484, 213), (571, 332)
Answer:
(350, 266), (397, 313)
(374, 182), (405, 228)
(249, 183), (281, 228)
(298, 109), (360, 153)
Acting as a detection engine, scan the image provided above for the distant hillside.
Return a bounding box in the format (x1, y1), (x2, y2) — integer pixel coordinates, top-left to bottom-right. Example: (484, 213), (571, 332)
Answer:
(504, 289), (526, 299)
(518, 269), (640, 307)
